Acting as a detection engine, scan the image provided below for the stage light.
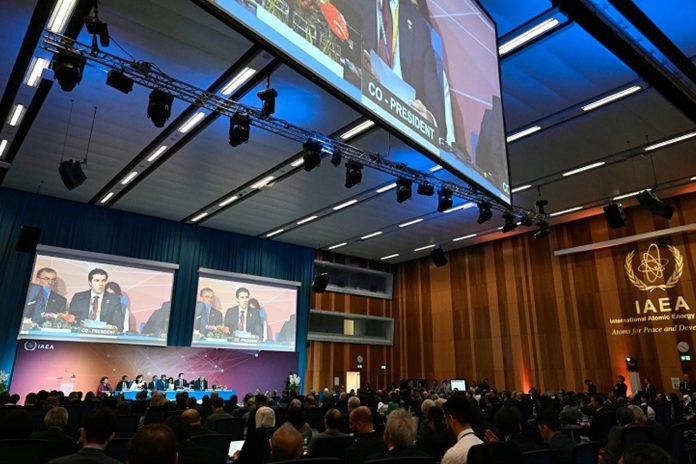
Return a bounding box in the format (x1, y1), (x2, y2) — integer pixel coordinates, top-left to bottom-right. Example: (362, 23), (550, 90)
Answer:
(52, 50), (86, 92)
(302, 140), (322, 171)
(636, 190), (674, 219)
(477, 201), (492, 224)
(330, 150), (342, 167)
(106, 70), (133, 94)
(417, 182), (434, 196)
(395, 178), (412, 203)
(85, 13), (110, 47)
(257, 87), (277, 119)
(501, 212), (517, 233)
(520, 214), (534, 227)
(228, 113), (251, 147)
(437, 188), (453, 212)
(147, 89), (174, 128)
(534, 221), (550, 239)
(58, 159), (86, 190)
(345, 161), (363, 188)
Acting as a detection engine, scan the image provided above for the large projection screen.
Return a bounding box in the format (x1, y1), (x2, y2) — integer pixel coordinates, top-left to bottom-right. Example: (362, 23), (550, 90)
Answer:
(19, 246), (178, 346)
(208, 0), (510, 203)
(191, 269), (300, 352)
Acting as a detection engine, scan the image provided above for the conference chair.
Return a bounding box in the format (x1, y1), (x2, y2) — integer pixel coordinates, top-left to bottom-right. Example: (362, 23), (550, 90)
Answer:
(467, 441), (523, 464)
(163, 409), (184, 420)
(522, 449), (555, 464)
(31, 412), (46, 432)
(307, 407), (325, 431)
(572, 441), (600, 464)
(143, 405), (166, 424)
(213, 417), (245, 439)
(365, 457), (435, 464)
(65, 404), (83, 436)
(105, 437), (130, 462)
(620, 425), (653, 450)
(670, 422), (685, 462)
(191, 433), (234, 464)
(115, 414), (141, 438)
(0, 438), (47, 464)
(312, 435), (355, 462)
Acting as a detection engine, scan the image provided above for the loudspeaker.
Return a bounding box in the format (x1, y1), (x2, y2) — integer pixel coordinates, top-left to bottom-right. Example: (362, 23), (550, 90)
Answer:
(603, 203), (627, 229)
(636, 190), (674, 219)
(16, 225), (41, 252)
(312, 273), (329, 293)
(59, 160), (87, 190)
(430, 247), (448, 267)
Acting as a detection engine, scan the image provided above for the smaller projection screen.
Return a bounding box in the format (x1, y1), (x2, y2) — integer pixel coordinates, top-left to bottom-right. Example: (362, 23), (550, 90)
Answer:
(19, 246), (178, 346)
(191, 269), (300, 352)
(208, 0), (510, 203)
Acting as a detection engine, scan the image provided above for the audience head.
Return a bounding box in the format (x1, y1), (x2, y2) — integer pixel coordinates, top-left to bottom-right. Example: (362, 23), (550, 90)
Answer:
(385, 408), (417, 448)
(495, 406), (524, 436)
(165, 415), (191, 443)
(0, 408), (33, 439)
(181, 408), (202, 427)
(537, 411), (561, 439)
(620, 443), (670, 464)
(25, 392), (38, 406)
(44, 406), (69, 429)
(256, 406), (276, 429)
(186, 397), (198, 409)
(347, 395), (361, 412)
(128, 424), (178, 464)
(324, 408), (343, 431)
(427, 405), (447, 434)
(421, 398), (435, 417)
(285, 404), (307, 430)
(83, 409), (117, 446)
(349, 406), (374, 435)
(211, 397), (224, 410)
(270, 423), (304, 461)
(627, 405), (648, 425)
(443, 395), (474, 432)
(616, 407), (635, 426)
(150, 392), (166, 407)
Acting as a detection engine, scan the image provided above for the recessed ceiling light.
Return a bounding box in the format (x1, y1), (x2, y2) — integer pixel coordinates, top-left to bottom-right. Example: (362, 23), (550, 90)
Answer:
(191, 212), (209, 222)
(644, 132), (696, 151)
(0, 139), (7, 157)
(398, 218), (423, 228)
(266, 228), (284, 237)
(376, 183), (397, 193)
(328, 242), (347, 250)
(120, 171), (138, 185)
(218, 195), (239, 207)
(581, 85), (642, 112)
(380, 253), (399, 260)
(429, 165), (443, 172)
(499, 18), (560, 56)
(549, 206), (583, 217)
(361, 231), (383, 240)
(612, 191), (642, 201)
(146, 145), (168, 162)
(220, 67), (257, 96)
(339, 120), (375, 140)
(511, 184), (532, 193)
(99, 192), (114, 204)
(414, 244), (436, 252)
(297, 215), (318, 225)
(506, 126), (541, 143)
(333, 199), (358, 210)
(8, 104), (24, 126)
(251, 176), (274, 189)
(562, 161), (605, 177)
(443, 202), (475, 214)
(178, 112), (206, 133)
(26, 57), (49, 87)
(47, 0), (78, 33)
(290, 157), (304, 167)
(452, 233), (477, 242)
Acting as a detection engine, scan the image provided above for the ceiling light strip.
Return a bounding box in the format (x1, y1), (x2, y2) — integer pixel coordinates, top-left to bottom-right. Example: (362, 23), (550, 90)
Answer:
(361, 231), (383, 240)
(506, 125), (541, 143)
(380, 253), (399, 260)
(511, 184), (532, 193)
(8, 104), (24, 126)
(376, 183), (397, 193)
(47, 0), (78, 33)
(99, 192), (114, 204)
(443, 202), (475, 214)
(146, 145), (168, 162)
(218, 195), (239, 207)
(549, 206), (583, 217)
(328, 242), (347, 250)
(581, 85), (642, 111)
(0, 139), (7, 157)
(333, 199), (358, 210)
(399, 218), (423, 228)
(297, 215), (318, 225)
(191, 212), (209, 222)
(251, 176), (274, 189)
(562, 161), (605, 177)
(612, 190), (642, 201)
(178, 112), (206, 133)
(220, 67), (257, 96)
(644, 132), (696, 151)
(414, 244), (436, 252)
(429, 165), (443, 172)
(339, 120), (375, 140)
(453, 233), (477, 242)
(120, 171), (138, 185)
(26, 57), (49, 87)
(499, 18), (560, 56)
(266, 228), (284, 237)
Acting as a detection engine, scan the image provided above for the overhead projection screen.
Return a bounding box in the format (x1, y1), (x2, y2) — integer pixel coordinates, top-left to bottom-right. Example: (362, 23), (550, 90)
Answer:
(208, 0), (510, 203)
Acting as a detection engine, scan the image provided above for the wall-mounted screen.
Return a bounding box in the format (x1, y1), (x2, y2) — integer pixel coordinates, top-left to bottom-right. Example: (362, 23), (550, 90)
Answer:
(208, 0), (510, 203)
(19, 246), (177, 346)
(191, 269), (300, 352)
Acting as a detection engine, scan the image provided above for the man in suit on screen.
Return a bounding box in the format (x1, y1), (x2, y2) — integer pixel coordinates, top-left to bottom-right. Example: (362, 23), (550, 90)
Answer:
(224, 287), (264, 338)
(68, 268), (124, 331)
(24, 267), (67, 323)
(194, 287), (223, 336)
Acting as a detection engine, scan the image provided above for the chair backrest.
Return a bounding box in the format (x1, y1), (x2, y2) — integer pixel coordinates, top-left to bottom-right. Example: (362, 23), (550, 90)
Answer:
(164, 409), (183, 419)
(572, 441), (601, 464)
(654, 403), (670, 426)
(467, 441), (523, 464)
(105, 437), (131, 462)
(522, 448), (555, 464)
(670, 422), (684, 462)
(673, 401), (684, 422)
(190, 433), (234, 464)
(307, 408), (325, 431)
(144, 405), (166, 424)
(115, 414), (141, 438)
(65, 404), (84, 436)
(213, 417), (245, 439)
(273, 407), (286, 425)
(620, 426), (653, 449)
(313, 435), (355, 462)
(31, 413), (46, 432)
(365, 457), (435, 464)
(0, 438), (47, 464)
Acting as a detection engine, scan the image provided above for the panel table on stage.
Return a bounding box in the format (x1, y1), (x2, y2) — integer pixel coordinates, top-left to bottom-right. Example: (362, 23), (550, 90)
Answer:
(119, 390), (237, 401)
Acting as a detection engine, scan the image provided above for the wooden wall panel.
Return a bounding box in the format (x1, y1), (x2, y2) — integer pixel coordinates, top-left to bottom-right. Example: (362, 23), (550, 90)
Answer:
(304, 193), (696, 395)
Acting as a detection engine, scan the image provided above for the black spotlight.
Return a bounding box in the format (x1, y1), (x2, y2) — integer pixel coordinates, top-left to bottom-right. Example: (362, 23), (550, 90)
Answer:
(477, 201), (492, 224)
(396, 178), (412, 203)
(534, 220), (550, 239)
(52, 51), (86, 92)
(147, 89), (174, 128)
(417, 182), (435, 196)
(257, 88), (278, 119)
(58, 159), (87, 190)
(437, 188), (453, 212)
(228, 113), (251, 147)
(501, 212), (518, 233)
(330, 150), (342, 167)
(520, 214), (534, 227)
(106, 70), (133, 94)
(302, 140), (323, 171)
(345, 161), (363, 188)
(312, 273), (329, 293)
(85, 14), (110, 47)
(636, 190), (674, 219)
(603, 203), (628, 229)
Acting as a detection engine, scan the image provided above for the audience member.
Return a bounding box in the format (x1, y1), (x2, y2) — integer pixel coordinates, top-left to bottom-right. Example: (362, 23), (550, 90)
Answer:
(127, 424), (178, 464)
(308, 408), (350, 455)
(31, 407), (79, 461)
(270, 423), (304, 462)
(235, 405), (276, 464)
(48, 409), (119, 464)
(165, 414), (219, 464)
(285, 404), (312, 443)
(620, 443), (670, 464)
(537, 411), (575, 464)
(493, 406), (538, 452)
(181, 408), (215, 437)
(346, 406), (388, 464)
(370, 408), (429, 459)
(203, 396), (234, 431)
(441, 395), (483, 464)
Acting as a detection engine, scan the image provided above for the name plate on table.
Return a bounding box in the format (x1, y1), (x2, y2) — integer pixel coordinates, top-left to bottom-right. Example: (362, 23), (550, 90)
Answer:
(78, 327), (118, 336)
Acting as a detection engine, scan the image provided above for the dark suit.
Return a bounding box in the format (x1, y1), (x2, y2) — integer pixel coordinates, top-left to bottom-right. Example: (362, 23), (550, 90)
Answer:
(224, 305), (264, 338)
(142, 302), (170, 336)
(24, 284), (67, 323)
(358, 0), (447, 139)
(69, 290), (124, 332)
(48, 446), (121, 464)
(346, 431), (388, 464)
(613, 382), (628, 398)
(192, 379), (208, 391)
(644, 383), (657, 401)
(31, 427), (79, 461)
(194, 302), (223, 334)
(174, 378), (188, 389)
(114, 380), (129, 392)
(543, 432), (575, 464)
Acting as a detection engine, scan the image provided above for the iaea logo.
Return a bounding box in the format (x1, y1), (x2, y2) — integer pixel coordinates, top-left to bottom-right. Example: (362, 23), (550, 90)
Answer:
(625, 243), (684, 292)
(23, 340), (54, 351)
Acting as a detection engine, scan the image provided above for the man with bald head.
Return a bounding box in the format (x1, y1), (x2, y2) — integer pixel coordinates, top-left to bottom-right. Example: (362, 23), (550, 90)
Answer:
(181, 408), (216, 437)
(346, 406), (387, 464)
(270, 423), (304, 461)
(308, 408), (351, 455)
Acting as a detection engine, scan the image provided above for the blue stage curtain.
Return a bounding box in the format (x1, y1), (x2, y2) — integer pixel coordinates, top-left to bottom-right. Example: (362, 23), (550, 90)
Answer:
(0, 187), (314, 390)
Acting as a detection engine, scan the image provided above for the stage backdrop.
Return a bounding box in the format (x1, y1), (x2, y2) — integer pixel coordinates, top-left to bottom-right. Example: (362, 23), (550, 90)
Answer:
(11, 339), (297, 398)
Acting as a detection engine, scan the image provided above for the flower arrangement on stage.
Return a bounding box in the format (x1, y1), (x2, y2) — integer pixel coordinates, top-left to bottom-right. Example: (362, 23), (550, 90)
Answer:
(205, 325), (230, 339)
(0, 371), (7, 394)
(287, 372), (301, 393)
(41, 312), (76, 329)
